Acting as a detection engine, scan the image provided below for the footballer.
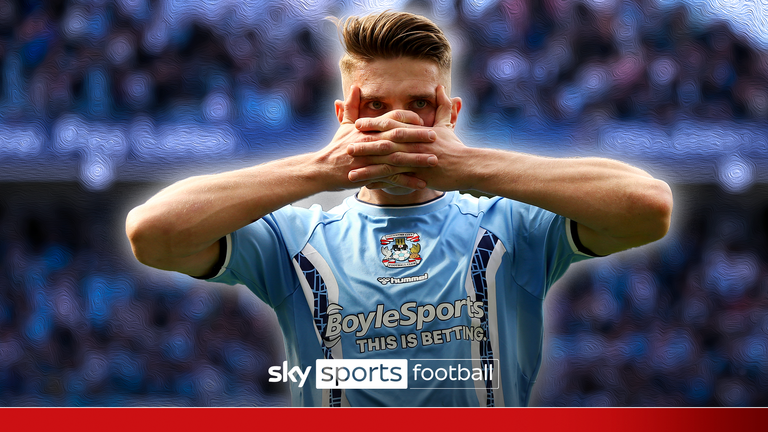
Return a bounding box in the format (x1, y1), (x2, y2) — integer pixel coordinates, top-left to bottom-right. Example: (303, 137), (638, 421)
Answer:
(126, 11), (673, 406)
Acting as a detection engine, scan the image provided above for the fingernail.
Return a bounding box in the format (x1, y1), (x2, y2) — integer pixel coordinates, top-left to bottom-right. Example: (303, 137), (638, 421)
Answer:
(347, 144), (355, 154)
(417, 180), (426, 189)
(419, 117), (424, 125)
(429, 131), (436, 140)
(349, 171), (358, 182)
(427, 156), (437, 166)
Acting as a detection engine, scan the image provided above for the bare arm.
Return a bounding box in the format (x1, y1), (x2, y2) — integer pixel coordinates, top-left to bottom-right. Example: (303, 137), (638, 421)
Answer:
(349, 85), (673, 256)
(126, 86), (438, 276)
(459, 151), (672, 256)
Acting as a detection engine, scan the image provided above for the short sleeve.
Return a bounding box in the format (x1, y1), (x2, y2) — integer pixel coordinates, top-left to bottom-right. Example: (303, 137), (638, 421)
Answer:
(480, 198), (595, 299)
(205, 212), (302, 308)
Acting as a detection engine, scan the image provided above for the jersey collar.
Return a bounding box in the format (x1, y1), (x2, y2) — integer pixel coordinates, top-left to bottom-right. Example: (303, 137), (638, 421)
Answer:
(347, 191), (454, 217)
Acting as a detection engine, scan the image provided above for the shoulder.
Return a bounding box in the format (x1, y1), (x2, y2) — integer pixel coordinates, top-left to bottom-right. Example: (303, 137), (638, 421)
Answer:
(271, 202), (347, 224)
(449, 192), (546, 221)
(263, 200), (352, 254)
(449, 192), (504, 215)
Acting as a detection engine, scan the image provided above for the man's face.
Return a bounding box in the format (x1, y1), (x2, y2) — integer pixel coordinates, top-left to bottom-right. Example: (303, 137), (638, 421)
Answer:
(336, 57), (461, 197)
(338, 57), (452, 127)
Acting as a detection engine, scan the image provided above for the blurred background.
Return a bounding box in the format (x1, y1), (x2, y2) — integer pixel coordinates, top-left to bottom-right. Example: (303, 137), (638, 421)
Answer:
(1, 0), (767, 406)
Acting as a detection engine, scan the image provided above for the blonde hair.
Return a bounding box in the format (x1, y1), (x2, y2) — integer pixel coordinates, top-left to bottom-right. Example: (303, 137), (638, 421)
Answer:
(336, 11), (451, 77)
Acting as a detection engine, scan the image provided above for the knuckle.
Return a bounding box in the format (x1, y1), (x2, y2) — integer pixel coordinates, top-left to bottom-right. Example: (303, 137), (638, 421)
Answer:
(379, 164), (393, 176)
(377, 141), (391, 153)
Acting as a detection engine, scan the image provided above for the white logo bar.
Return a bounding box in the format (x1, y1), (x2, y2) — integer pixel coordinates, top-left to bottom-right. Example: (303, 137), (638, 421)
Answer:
(315, 359), (408, 389)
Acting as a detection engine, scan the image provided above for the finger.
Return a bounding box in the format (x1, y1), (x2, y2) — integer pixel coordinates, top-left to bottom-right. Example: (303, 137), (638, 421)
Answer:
(382, 110), (424, 126)
(363, 182), (389, 190)
(381, 128), (436, 144)
(347, 141), (436, 158)
(349, 164), (432, 183)
(377, 152), (438, 168)
(434, 85), (452, 126)
(341, 85), (361, 124)
(355, 117), (399, 132)
(352, 127), (436, 145)
(365, 174), (427, 190)
(355, 111), (423, 132)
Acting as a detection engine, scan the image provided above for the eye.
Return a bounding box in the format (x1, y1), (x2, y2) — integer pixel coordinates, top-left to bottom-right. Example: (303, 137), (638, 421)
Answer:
(412, 100), (428, 109)
(368, 101), (384, 110)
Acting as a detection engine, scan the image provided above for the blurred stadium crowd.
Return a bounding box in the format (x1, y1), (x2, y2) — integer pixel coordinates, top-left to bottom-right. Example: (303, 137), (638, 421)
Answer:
(459, 0), (768, 123)
(1, 0), (768, 406)
(0, 0), (334, 124)
(0, 184), (288, 406)
(535, 186), (768, 406)
(0, 183), (290, 406)
(2, 0), (766, 127)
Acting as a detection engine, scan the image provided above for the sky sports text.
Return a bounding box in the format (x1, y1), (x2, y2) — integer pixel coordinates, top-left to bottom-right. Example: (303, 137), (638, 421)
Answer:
(268, 359), (499, 389)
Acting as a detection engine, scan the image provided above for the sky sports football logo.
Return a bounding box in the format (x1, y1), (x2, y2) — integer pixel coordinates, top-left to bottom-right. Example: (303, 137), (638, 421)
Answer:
(268, 359), (499, 390)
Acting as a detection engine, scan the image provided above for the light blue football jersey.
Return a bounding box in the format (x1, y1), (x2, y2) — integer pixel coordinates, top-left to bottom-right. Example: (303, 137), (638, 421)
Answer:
(207, 191), (593, 406)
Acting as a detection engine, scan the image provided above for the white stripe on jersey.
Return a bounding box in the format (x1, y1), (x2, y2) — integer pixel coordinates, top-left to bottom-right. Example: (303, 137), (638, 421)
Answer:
(211, 234), (233, 279)
(486, 239), (506, 407)
(565, 217), (593, 257)
(465, 229), (486, 407)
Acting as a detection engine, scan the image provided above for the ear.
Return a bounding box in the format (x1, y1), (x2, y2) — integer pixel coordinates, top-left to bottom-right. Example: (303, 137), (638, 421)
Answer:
(450, 97), (462, 127)
(335, 100), (344, 123)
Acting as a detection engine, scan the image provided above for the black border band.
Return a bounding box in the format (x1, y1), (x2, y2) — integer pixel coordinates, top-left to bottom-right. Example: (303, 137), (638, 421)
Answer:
(570, 219), (604, 257)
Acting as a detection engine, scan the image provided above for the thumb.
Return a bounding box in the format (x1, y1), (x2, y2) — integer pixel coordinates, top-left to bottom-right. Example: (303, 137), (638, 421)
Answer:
(434, 85), (453, 127)
(341, 85), (361, 124)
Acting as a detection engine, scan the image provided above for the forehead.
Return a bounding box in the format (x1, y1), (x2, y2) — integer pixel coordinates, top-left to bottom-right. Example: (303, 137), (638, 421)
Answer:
(348, 58), (443, 98)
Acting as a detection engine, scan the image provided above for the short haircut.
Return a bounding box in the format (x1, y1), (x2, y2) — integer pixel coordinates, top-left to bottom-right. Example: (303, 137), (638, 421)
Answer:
(337, 11), (451, 77)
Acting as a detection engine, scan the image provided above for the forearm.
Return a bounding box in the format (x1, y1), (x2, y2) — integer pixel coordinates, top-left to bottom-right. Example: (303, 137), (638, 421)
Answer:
(126, 152), (327, 270)
(466, 148), (673, 244)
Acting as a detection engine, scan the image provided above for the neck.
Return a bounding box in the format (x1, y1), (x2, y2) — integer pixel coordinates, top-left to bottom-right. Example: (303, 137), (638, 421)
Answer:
(357, 187), (443, 206)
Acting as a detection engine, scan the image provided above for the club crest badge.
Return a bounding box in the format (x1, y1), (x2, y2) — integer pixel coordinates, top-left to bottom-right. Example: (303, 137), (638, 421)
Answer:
(380, 232), (422, 268)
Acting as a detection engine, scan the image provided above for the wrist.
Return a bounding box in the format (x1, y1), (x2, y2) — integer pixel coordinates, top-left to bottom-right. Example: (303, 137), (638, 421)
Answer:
(461, 147), (498, 192)
(466, 148), (530, 196)
(308, 148), (352, 192)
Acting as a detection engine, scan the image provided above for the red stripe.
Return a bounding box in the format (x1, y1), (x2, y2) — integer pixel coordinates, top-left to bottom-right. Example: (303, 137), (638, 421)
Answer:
(2, 408), (765, 431)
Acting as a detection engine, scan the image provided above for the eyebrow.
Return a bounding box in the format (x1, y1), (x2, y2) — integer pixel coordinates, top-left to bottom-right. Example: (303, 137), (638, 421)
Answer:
(408, 93), (436, 100)
(359, 92), (436, 101)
